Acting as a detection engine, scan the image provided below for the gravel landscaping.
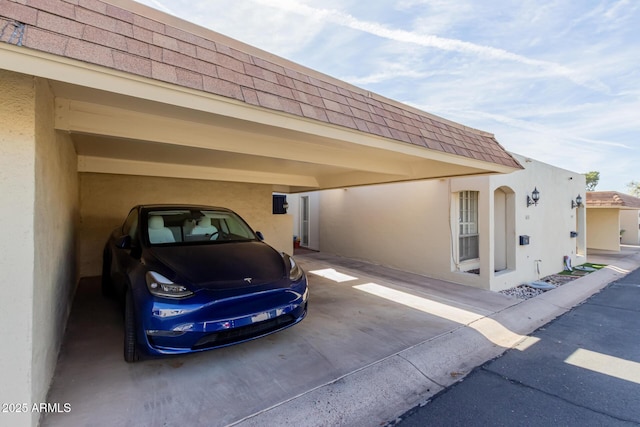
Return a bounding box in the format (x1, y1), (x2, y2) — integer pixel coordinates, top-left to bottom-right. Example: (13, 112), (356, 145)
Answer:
(499, 264), (605, 300)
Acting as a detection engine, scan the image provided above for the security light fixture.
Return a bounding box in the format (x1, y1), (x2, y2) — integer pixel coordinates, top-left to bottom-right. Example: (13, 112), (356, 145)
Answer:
(571, 194), (583, 209)
(527, 187), (540, 207)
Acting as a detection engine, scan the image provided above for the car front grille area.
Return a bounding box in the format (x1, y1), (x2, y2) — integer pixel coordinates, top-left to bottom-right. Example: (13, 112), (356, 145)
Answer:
(192, 314), (296, 350)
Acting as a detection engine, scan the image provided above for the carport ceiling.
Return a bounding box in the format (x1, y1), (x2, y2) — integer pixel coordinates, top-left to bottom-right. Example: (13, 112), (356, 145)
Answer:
(53, 82), (511, 194)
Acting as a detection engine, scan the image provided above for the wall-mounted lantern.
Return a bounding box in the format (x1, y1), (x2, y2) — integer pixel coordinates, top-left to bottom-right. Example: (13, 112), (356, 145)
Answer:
(526, 187), (540, 207)
(571, 194), (583, 209)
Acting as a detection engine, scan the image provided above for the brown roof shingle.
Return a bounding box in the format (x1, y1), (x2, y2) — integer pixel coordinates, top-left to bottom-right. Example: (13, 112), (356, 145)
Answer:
(0, 0), (521, 170)
(587, 191), (640, 209)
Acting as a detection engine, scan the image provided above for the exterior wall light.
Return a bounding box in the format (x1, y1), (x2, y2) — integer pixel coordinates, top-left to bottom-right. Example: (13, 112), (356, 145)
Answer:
(527, 187), (540, 207)
(571, 194), (583, 209)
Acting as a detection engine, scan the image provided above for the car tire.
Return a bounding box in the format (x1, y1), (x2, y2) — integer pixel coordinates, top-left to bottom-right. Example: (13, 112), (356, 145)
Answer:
(124, 289), (140, 363)
(101, 249), (114, 298)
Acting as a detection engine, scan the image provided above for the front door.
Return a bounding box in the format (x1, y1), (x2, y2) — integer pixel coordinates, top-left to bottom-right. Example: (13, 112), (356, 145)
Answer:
(300, 196), (310, 247)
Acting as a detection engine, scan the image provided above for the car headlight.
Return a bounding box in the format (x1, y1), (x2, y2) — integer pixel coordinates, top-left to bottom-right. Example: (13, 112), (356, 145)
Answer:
(145, 271), (193, 299)
(283, 253), (304, 281)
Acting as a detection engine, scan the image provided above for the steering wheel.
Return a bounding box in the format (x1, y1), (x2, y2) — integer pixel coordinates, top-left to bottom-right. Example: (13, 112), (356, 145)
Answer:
(208, 231), (220, 240)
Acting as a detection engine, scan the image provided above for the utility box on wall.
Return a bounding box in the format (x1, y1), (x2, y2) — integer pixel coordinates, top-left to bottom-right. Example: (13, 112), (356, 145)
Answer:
(519, 235), (530, 245)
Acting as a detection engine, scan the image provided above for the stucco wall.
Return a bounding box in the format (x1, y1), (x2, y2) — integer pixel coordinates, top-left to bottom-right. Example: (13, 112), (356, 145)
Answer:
(79, 174), (291, 277)
(620, 210), (640, 245)
(587, 208), (621, 251)
(0, 70), (37, 427)
(318, 179), (477, 284)
(32, 77), (79, 421)
(487, 154), (587, 290)
(317, 155), (586, 291)
(0, 72), (79, 427)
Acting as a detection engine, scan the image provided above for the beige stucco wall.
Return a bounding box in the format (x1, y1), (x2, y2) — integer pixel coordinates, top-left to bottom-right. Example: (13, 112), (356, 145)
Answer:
(0, 70), (37, 427)
(0, 71), (78, 427)
(32, 77), (79, 421)
(79, 174), (292, 277)
(486, 154), (587, 290)
(318, 154), (586, 291)
(620, 209), (640, 245)
(319, 179), (470, 283)
(587, 208), (621, 251)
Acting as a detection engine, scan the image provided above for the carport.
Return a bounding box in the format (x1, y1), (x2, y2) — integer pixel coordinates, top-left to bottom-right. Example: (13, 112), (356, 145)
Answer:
(0, 1), (521, 426)
(42, 252), (520, 427)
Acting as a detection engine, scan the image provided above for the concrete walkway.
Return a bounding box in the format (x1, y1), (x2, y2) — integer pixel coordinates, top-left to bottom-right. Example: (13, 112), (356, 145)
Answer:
(42, 246), (640, 426)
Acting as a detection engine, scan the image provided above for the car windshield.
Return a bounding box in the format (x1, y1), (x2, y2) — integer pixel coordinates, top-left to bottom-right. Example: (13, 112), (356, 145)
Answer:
(146, 209), (256, 245)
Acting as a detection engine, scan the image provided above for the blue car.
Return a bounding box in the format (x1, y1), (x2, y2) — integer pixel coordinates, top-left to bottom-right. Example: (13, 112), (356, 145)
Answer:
(102, 205), (308, 362)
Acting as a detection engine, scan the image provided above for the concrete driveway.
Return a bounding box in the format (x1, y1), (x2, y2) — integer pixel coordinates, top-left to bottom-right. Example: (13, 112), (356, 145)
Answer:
(42, 249), (638, 426)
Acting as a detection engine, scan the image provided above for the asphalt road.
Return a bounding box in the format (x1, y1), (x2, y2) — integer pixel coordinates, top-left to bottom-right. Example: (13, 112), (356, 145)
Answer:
(393, 266), (640, 427)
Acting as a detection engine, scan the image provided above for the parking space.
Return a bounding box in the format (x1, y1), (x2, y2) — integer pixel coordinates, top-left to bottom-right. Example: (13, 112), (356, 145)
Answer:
(43, 252), (517, 427)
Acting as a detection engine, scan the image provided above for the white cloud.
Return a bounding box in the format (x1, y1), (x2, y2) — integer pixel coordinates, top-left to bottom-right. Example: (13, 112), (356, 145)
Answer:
(253, 0), (610, 93)
(134, 0), (327, 58)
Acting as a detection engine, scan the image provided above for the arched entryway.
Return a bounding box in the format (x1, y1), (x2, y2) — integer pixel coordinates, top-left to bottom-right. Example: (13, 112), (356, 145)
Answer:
(494, 186), (516, 272)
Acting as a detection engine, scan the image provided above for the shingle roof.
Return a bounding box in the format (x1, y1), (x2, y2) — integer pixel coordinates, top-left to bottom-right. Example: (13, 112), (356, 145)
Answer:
(586, 191), (640, 209)
(0, 0), (521, 170)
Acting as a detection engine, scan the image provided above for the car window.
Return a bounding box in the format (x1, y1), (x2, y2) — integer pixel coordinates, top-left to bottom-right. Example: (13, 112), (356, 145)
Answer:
(122, 209), (138, 239)
(201, 211), (255, 239)
(146, 209), (256, 245)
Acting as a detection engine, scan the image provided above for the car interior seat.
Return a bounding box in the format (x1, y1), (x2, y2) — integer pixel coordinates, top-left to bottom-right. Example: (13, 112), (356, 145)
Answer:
(148, 215), (175, 244)
(191, 217), (218, 236)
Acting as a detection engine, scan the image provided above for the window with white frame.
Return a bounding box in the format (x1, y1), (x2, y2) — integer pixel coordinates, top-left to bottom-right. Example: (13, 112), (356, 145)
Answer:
(459, 191), (479, 261)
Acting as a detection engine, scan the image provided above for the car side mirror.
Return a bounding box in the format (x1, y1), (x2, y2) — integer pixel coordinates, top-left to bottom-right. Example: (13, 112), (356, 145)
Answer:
(116, 235), (132, 249)
(256, 231), (265, 241)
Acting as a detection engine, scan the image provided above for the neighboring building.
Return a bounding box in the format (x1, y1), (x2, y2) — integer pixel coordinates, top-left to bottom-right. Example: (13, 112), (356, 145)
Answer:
(587, 191), (640, 250)
(0, 1), (521, 425)
(291, 154), (587, 292)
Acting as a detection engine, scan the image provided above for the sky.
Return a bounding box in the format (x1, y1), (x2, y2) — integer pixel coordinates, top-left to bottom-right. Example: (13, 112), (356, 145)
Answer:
(134, 0), (639, 193)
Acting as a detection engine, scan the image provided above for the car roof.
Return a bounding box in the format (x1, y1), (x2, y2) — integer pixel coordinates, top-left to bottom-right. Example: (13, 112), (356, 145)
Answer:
(137, 204), (234, 212)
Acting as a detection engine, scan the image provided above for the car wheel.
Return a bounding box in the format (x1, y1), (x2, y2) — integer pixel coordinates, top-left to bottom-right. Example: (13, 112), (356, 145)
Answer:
(101, 249), (114, 298)
(124, 289), (140, 363)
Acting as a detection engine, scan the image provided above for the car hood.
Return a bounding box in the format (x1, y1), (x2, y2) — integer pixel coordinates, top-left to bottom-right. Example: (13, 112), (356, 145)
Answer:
(146, 241), (286, 290)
